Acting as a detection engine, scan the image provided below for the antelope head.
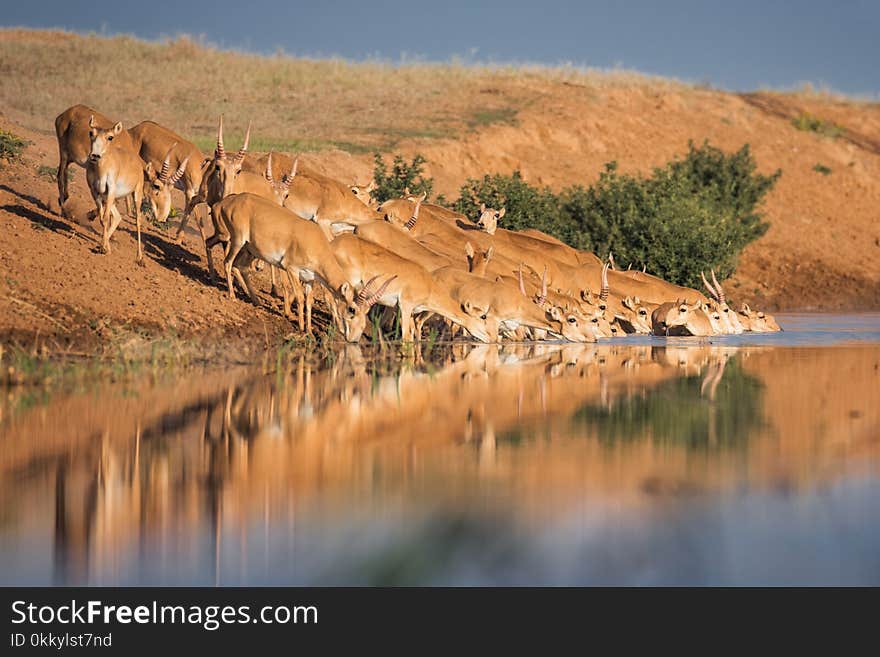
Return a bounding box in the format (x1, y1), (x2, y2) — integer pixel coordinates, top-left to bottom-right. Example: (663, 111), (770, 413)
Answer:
(738, 303), (781, 332)
(655, 300), (718, 336)
(465, 242), (494, 277)
(350, 180), (378, 208)
(203, 115), (251, 203)
(475, 203), (505, 235)
(336, 275), (398, 342)
(144, 143), (189, 222)
(460, 299), (496, 343)
(380, 193), (426, 231)
(87, 115), (124, 162)
(269, 154), (298, 205)
(620, 295), (653, 333)
(701, 270), (744, 334)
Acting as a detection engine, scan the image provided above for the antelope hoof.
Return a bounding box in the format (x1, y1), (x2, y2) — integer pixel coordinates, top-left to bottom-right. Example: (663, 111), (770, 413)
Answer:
(136, 257), (146, 268)
(101, 243), (111, 255)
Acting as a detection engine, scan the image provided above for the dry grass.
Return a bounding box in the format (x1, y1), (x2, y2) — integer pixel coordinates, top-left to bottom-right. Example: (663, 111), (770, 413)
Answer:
(0, 28), (692, 154)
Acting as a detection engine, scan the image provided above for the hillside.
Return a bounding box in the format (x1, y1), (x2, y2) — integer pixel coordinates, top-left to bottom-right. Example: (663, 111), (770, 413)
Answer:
(1, 29), (879, 350)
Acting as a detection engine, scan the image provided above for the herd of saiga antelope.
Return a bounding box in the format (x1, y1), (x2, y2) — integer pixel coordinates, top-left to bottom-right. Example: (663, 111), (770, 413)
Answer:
(55, 103), (780, 343)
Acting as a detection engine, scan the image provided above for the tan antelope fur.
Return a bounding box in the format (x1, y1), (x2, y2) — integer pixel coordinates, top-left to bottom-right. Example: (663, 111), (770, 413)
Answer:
(85, 115), (146, 264)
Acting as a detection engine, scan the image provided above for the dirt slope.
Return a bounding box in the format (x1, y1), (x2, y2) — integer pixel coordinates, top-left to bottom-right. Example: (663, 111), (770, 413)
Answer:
(0, 30), (878, 351)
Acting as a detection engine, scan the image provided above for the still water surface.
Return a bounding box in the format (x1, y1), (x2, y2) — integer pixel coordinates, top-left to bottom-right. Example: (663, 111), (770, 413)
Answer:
(1, 314), (879, 585)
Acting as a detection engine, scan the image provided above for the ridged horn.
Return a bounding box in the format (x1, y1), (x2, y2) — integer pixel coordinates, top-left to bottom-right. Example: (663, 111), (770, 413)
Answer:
(234, 122), (251, 163)
(701, 271), (720, 301)
(600, 262), (609, 302)
(158, 143), (177, 183)
(404, 194), (424, 231)
(711, 269), (726, 304)
(366, 275), (397, 307)
(356, 275), (381, 307)
(536, 266), (548, 305)
(215, 115), (225, 160)
(265, 152), (275, 185)
(169, 156), (189, 185)
(282, 158), (298, 190)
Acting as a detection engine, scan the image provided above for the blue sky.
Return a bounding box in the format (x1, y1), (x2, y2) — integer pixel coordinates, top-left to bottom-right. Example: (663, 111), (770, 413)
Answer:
(4, 0), (878, 95)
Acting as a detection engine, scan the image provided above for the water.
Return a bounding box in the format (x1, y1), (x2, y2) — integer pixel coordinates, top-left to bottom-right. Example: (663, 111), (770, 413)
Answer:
(1, 314), (879, 585)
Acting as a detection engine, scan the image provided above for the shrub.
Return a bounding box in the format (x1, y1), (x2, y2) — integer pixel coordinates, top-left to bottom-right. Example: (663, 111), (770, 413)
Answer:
(452, 171), (568, 238)
(791, 112), (845, 139)
(813, 163), (832, 176)
(452, 141), (780, 287)
(0, 129), (29, 162)
(371, 153), (434, 203)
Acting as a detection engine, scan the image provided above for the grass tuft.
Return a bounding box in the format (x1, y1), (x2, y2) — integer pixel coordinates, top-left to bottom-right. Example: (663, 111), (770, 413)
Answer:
(0, 128), (29, 161)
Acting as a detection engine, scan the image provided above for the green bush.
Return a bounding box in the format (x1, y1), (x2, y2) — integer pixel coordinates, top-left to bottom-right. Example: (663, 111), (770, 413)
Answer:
(791, 112), (845, 139)
(0, 129), (29, 162)
(453, 141), (780, 287)
(813, 163), (832, 176)
(453, 171), (568, 238)
(371, 153), (434, 203)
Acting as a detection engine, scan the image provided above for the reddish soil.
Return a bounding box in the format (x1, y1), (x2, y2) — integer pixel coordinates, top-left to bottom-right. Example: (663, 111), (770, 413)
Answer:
(1, 81), (878, 354)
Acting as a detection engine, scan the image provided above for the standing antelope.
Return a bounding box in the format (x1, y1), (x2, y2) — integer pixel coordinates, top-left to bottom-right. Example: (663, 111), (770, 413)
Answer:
(85, 116), (146, 264)
(54, 105), (136, 213)
(211, 193), (374, 340)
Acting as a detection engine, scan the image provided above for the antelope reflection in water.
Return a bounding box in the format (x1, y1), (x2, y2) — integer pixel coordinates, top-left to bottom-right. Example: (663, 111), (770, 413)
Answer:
(2, 339), (879, 585)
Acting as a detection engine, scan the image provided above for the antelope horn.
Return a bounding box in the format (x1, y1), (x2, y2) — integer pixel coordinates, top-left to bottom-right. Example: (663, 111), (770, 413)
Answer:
(711, 269), (726, 304)
(608, 251), (616, 270)
(356, 275), (382, 307)
(518, 264), (527, 297)
(366, 275), (397, 307)
(536, 266), (548, 305)
(600, 262), (609, 302)
(215, 115), (225, 160)
(235, 121), (251, 163)
(169, 156), (189, 185)
(158, 143), (177, 182)
(265, 152), (275, 185)
(404, 195), (423, 230)
(701, 271), (720, 301)
(282, 157), (298, 190)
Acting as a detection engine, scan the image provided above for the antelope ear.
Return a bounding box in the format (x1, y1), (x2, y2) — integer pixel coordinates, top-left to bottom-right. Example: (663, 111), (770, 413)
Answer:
(200, 157), (212, 171)
(367, 180), (376, 192)
(144, 162), (154, 177)
(88, 115), (96, 128)
(549, 306), (563, 321)
(479, 203), (486, 213)
(634, 296), (640, 305)
(742, 303), (751, 313)
(462, 300), (473, 314)
(339, 282), (352, 300)
(112, 121), (123, 135)
(498, 207), (506, 219)
(465, 242), (474, 258)
(485, 246), (494, 259)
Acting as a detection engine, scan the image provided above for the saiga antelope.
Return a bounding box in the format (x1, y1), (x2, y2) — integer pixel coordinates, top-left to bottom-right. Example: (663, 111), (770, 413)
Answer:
(211, 193), (382, 340)
(85, 115), (146, 264)
(329, 233), (493, 343)
(54, 105), (135, 211)
(128, 120), (207, 231)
